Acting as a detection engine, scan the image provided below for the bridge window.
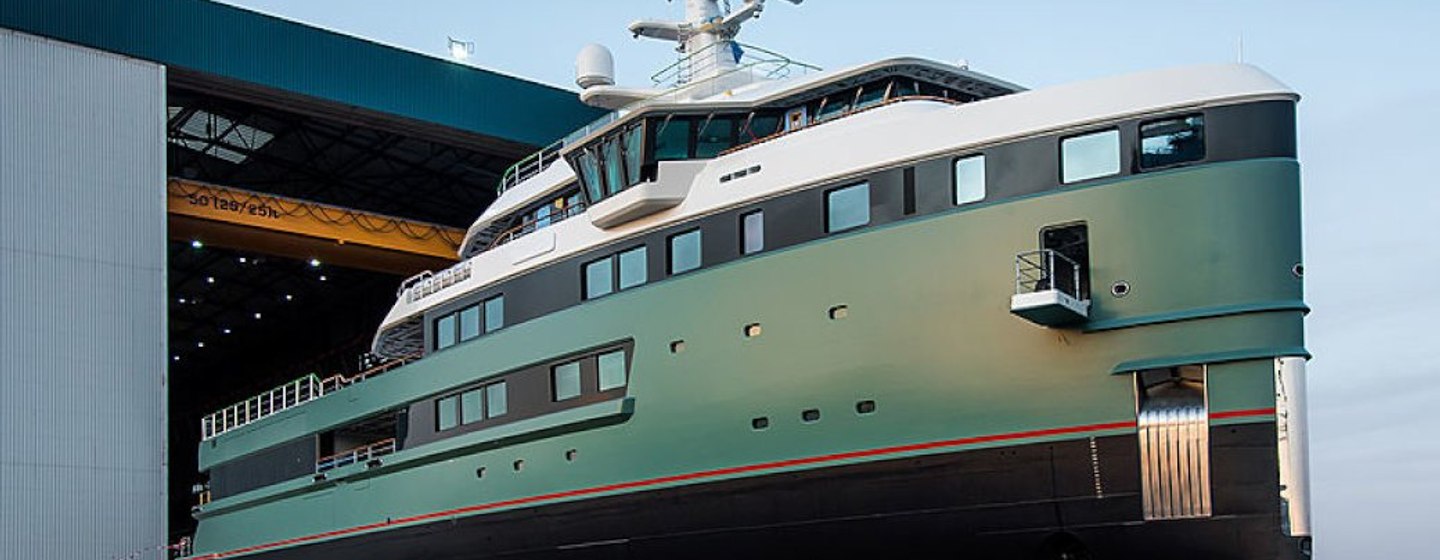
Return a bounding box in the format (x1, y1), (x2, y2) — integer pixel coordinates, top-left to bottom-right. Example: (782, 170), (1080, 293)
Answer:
(1062, 129), (1120, 183)
(669, 229), (703, 275)
(740, 113), (780, 142)
(826, 183), (870, 233)
(598, 349), (627, 391)
(618, 246), (648, 290)
(653, 117), (691, 161)
(576, 148), (603, 202)
(1140, 114), (1205, 169)
(623, 124), (645, 185)
(953, 154), (986, 205)
(695, 116), (736, 158)
(741, 210), (764, 254)
(602, 137), (626, 195)
(552, 361), (582, 402)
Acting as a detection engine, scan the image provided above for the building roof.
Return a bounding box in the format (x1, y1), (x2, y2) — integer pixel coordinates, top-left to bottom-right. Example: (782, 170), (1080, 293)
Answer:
(0, 0), (605, 148)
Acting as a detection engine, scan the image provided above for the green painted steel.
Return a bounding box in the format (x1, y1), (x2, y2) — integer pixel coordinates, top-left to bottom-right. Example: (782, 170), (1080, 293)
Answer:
(190, 157), (1305, 555)
(0, 0), (606, 147)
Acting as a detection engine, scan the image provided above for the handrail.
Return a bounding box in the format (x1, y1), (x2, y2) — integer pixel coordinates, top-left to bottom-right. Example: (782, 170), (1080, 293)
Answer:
(1014, 248), (1084, 299)
(485, 202), (587, 251)
(199, 358), (410, 441)
(719, 94), (963, 157)
(650, 41), (819, 88)
(316, 438), (397, 472)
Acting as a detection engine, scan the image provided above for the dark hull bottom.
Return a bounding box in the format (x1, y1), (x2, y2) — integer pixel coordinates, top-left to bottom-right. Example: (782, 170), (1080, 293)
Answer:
(246, 423), (1308, 560)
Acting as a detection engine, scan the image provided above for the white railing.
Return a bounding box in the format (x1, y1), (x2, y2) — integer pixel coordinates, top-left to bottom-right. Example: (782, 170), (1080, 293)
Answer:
(200, 375), (321, 440)
(199, 358), (410, 441)
(315, 438), (397, 472)
(1015, 248), (1084, 299)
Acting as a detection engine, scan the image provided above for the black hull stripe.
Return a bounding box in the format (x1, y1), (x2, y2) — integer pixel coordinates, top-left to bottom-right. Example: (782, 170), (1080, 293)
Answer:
(197, 408), (1274, 559)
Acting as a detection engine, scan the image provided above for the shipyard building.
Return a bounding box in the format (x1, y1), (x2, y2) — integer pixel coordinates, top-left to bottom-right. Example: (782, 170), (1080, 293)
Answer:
(0, 1), (601, 557)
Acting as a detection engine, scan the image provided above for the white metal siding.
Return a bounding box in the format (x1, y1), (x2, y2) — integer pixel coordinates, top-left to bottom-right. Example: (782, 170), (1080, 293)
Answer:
(0, 29), (166, 560)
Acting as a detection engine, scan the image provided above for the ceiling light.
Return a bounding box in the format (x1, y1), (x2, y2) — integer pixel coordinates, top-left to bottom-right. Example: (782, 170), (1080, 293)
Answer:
(238, 257), (247, 264)
(177, 297), (187, 304)
(222, 328), (232, 335)
(253, 312), (262, 320)
(196, 341), (205, 348)
(206, 276), (215, 284)
(172, 355), (180, 362)
(191, 239), (204, 249)
(319, 275), (328, 282)
(308, 258), (322, 268)
(284, 294), (294, 301)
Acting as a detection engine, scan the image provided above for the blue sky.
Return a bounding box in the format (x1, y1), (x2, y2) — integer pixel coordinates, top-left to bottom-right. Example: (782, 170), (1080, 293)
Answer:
(222, 1), (1439, 555)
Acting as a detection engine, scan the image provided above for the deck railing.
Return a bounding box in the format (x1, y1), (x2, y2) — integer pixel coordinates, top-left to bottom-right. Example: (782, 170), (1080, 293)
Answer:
(1014, 248), (1083, 299)
(199, 359), (409, 441)
(315, 438), (397, 473)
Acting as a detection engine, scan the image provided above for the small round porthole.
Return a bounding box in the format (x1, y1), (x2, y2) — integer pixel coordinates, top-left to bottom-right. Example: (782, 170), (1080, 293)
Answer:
(1292, 263), (1305, 278)
(743, 323), (763, 338)
(669, 340), (686, 354)
(512, 459), (524, 472)
(1110, 280), (1131, 298)
(564, 449), (578, 462)
(828, 305), (849, 320)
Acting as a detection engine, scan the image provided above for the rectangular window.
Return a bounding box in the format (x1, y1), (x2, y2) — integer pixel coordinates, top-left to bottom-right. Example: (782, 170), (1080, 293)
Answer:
(602, 137), (625, 195)
(436, 395), (459, 431)
(741, 210), (764, 254)
(584, 257), (615, 299)
(460, 389), (483, 424)
(1061, 129), (1120, 183)
(458, 306), (480, 341)
(598, 349), (628, 391)
(485, 382), (508, 418)
(623, 124), (645, 185)
(576, 148), (603, 202)
(483, 295), (504, 333)
(618, 246), (648, 290)
(435, 314), (457, 350)
(826, 182), (870, 233)
(653, 118), (691, 161)
(953, 155), (986, 205)
(1140, 115), (1205, 169)
(694, 116), (735, 158)
(669, 229), (703, 275)
(552, 361), (582, 401)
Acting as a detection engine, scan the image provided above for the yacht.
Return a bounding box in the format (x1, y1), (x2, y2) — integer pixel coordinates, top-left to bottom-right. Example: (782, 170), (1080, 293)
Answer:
(184, 1), (1313, 558)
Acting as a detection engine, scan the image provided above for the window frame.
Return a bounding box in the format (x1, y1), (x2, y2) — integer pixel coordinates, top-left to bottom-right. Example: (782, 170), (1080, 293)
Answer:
(583, 255), (616, 300)
(825, 182), (871, 233)
(1138, 113), (1206, 171)
(740, 209), (765, 255)
(668, 228), (704, 276)
(952, 153), (987, 206)
(1060, 128), (1122, 184)
(552, 360), (583, 402)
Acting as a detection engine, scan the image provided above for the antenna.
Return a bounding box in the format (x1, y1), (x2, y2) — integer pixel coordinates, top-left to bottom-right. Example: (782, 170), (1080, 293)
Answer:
(1236, 32), (1245, 63)
(628, 0), (802, 83)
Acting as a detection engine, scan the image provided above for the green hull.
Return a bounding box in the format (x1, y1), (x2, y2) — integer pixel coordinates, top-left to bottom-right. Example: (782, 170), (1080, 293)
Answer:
(193, 158), (1304, 555)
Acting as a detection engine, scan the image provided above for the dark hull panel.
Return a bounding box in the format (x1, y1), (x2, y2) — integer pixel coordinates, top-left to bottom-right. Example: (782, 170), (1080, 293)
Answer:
(236, 423), (1306, 560)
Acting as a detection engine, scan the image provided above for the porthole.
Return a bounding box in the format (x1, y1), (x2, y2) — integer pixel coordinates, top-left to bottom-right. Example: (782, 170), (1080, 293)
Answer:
(475, 467), (486, 479)
(1292, 263), (1304, 278)
(856, 400), (876, 414)
(512, 459), (524, 472)
(744, 323), (763, 338)
(751, 417), (770, 430)
(802, 409), (821, 423)
(565, 449), (578, 462)
(670, 339), (686, 354)
(828, 305), (849, 320)
(1110, 280), (1131, 298)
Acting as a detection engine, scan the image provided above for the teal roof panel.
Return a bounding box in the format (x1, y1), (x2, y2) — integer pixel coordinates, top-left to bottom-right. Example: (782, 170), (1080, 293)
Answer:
(0, 0), (606, 147)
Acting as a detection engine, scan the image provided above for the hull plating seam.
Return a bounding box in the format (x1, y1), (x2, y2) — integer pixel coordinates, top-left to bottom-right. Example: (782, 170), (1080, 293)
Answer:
(194, 408), (1275, 559)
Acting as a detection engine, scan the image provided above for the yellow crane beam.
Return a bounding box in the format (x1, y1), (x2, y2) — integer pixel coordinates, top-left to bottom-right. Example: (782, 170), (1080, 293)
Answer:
(167, 178), (465, 276)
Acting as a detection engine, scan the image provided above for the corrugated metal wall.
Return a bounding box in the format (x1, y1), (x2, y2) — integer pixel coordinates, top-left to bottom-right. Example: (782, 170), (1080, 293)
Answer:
(1, 29), (166, 560)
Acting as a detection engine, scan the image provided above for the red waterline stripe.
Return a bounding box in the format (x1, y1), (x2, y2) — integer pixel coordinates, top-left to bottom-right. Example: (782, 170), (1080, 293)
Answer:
(198, 411), (1270, 559)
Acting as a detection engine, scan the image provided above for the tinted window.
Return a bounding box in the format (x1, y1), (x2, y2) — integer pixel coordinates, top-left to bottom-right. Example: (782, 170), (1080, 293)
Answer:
(741, 210), (764, 254)
(460, 389), (483, 424)
(577, 148), (603, 201)
(1140, 115), (1205, 169)
(584, 257), (614, 299)
(1062, 129), (1120, 183)
(669, 229), (703, 275)
(602, 137), (625, 195)
(484, 296), (504, 333)
(695, 117), (735, 158)
(552, 361), (582, 401)
(486, 382), (507, 418)
(826, 183), (870, 233)
(598, 350), (627, 391)
(742, 114), (780, 142)
(458, 306), (480, 341)
(653, 118), (691, 161)
(953, 155), (986, 205)
(618, 246), (648, 290)
(435, 315), (456, 350)
(623, 124), (645, 185)
(436, 395), (459, 431)
(816, 96), (850, 121)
